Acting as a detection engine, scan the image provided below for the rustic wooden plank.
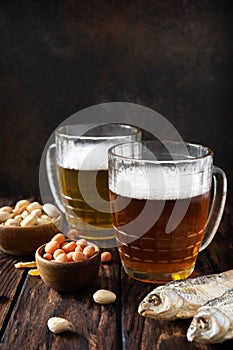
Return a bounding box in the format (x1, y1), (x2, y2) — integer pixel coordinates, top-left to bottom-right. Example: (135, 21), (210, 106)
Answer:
(0, 248), (121, 350)
(0, 252), (26, 336)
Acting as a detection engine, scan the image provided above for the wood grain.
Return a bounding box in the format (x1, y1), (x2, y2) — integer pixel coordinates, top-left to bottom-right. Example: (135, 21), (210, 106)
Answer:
(0, 248), (121, 350)
(0, 253), (25, 336)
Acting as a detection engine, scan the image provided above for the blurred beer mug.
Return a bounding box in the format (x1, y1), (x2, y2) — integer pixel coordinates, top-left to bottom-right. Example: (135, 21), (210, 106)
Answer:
(108, 141), (227, 283)
(46, 123), (141, 245)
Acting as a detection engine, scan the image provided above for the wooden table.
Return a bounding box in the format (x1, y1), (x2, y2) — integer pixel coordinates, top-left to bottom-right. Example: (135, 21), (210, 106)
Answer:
(1, 194), (233, 350)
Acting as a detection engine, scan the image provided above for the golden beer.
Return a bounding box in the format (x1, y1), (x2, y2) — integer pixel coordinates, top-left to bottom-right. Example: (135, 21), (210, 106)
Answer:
(46, 124), (141, 245)
(57, 166), (113, 236)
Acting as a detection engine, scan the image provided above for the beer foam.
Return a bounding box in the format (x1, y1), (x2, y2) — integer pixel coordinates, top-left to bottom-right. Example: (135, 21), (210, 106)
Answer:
(60, 144), (110, 170)
(109, 166), (211, 200)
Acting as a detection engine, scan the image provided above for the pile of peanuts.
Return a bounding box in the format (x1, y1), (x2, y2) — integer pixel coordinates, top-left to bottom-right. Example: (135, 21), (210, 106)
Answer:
(43, 232), (112, 263)
(0, 200), (61, 227)
(43, 233), (97, 262)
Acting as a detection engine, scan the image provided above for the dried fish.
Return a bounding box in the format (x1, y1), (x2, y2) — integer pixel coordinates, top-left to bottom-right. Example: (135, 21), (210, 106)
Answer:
(187, 289), (233, 343)
(138, 270), (233, 320)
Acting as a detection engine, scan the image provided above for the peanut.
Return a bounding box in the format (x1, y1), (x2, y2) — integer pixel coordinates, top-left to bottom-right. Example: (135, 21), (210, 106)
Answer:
(5, 218), (20, 226)
(101, 251), (112, 263)
(55, 253), (68, 263)
(21, 210), (29, 219)
(14, 214), (22, 224)
(14, 199), (30, 214)
(53, 249), (65, 259)
(75, 244), (83, 253)
(43, 253), (53, 260)
(45, 241), (59, 254)
(67, 252), (74, 262)
(76, 239), (88, 248)
(27, 202), (41, 212)
(51, 233), (66, 245)
(43, 203), (61, 218)
(41, 214), (51, 220)
(21, 214), (37, 227)
(47, 317), (72, 334)
(93, 289), (116, 304)
(83, 245), (95, 258)
(0, 206), (12, 213)
(37, 217), (51, 225)
(73, 251), (87, 262)
(31, 208), (42, 217)
(0, 211), (11, 223)
(62, 241), (77, 253)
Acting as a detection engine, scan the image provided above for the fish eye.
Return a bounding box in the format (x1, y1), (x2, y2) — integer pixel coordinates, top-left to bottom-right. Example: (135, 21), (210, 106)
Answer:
(148, 294), (161, 305)
(197, 316), (209, 330)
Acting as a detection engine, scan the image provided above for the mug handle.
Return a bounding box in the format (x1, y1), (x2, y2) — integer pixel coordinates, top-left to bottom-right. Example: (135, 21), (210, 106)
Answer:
(199, 166), (227, 251)
(46, 144), (65, 213)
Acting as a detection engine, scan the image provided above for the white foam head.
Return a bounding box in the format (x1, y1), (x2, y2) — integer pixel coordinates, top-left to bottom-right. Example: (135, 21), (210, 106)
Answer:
(109, 166), (211, 200)
(60, 143), (113, 170)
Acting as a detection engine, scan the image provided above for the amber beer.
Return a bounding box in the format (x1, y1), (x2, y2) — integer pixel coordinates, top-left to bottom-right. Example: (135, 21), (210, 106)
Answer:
(110, 189), (210, 282)
(57, 165), (112, 232)
(109, 141), (227, 283)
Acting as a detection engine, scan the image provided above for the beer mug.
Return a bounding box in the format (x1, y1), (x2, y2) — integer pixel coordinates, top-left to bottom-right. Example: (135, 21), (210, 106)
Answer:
(46, 123), (141, 245)
(108, 141), (227, 283)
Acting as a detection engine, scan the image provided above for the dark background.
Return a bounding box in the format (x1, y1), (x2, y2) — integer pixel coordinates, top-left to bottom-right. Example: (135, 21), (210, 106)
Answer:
(0, 0), (232, 197)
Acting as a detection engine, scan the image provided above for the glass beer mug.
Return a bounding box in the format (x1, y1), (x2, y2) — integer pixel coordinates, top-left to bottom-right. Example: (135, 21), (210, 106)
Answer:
(46, 123), (141, 246)
(108, 141), (227, 283)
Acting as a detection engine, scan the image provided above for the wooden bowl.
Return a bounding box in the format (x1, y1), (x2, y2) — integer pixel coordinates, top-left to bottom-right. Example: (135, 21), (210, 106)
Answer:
(35, 241), (101, 293)
(0, 215), (62, 256)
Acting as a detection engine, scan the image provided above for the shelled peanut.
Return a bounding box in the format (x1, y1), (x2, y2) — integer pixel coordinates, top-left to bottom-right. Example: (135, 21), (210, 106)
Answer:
(101, 251), (112, 263)
(0, 200), (61, 227)
(43, 234), (97, 263)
